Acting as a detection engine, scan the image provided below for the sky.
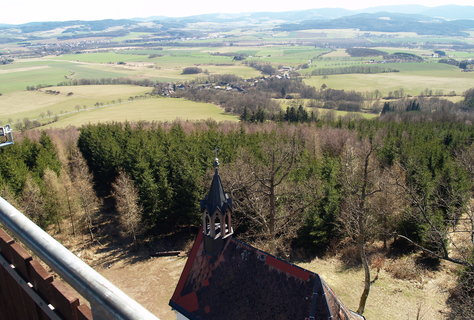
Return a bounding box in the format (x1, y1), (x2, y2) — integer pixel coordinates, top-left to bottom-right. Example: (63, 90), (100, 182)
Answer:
(2, 0), (474, 24)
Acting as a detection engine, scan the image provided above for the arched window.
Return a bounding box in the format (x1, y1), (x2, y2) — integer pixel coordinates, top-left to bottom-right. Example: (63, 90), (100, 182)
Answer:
(214, 214), (222, 238)
(225, 213), (232, 235)
(205, 214), (211, 235)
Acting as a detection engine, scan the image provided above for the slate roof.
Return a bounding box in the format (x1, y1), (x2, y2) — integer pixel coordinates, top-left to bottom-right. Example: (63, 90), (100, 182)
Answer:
(170, 231), (365, 320)
(200, 168), (232, 215)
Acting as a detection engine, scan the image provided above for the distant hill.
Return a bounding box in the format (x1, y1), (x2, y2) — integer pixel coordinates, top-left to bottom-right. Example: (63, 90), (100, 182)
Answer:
(360, 5), (474, 20)
(358, 5), (429, 15)
(187, 8), (353, 22)
(1, 5), (474, 39)
(276, 12), (474, 36)
(421, 5), (474, 20)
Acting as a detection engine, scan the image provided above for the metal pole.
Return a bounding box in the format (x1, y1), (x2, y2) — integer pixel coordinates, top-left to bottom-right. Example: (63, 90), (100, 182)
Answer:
(0, 197), (160, 320)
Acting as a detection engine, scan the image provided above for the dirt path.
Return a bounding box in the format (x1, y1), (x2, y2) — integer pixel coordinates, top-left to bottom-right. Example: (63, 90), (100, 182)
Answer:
(0, 66), (49, 74)
(96, 256), (186, 320)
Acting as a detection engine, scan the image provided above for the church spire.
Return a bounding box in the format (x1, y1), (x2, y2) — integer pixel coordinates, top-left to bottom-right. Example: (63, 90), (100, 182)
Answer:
(200, 153), (233, 254)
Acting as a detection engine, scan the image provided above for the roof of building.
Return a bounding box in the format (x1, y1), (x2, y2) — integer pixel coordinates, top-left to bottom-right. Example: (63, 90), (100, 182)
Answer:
(169, 230), (364, 320)
(200, 168), (232, 215)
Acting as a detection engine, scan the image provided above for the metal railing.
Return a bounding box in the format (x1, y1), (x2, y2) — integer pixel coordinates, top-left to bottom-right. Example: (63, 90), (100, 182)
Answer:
(0, 196), (160, 320)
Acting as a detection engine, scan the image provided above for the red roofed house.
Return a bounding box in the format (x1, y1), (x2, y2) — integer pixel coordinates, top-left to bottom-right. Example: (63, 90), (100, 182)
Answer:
(170, 159), (365, 320)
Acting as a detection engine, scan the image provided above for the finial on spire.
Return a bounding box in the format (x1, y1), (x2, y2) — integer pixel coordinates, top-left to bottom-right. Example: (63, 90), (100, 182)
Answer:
(213, 148), (220, 168)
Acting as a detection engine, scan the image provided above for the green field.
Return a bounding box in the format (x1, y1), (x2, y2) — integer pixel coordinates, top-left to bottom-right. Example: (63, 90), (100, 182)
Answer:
(0, 50), (260, 95)
(4, 43), (472, 99)
(243, 46), (329, 65)
(1, 33), (474, 128)
(0, 60), (126, 94)
(46, 97), (238, 128)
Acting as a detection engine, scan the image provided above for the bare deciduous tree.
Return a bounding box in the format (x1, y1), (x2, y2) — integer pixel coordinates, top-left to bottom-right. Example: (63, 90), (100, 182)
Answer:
(67, 146), (101, 241)
(339, 136), (394, 315)
(43, 169), (67, 233)
(112, 171), (142, 246)
(20, 175), (45, 226)
(60, 169), (81, 236)
(222, 130), (320, 255)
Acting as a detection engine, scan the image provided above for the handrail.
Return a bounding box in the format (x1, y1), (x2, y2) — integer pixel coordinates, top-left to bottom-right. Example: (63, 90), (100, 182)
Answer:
(0, 196), (160, 320)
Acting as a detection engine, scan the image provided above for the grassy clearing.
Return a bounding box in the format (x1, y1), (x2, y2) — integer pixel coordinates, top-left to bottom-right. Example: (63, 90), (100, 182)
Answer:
(85, 61), (260, 81)
(152, 52), (234, 67)
(45, 97), (238, 128)
(278, 99), (377, 119)
(0, 85), (151, 123)
(446, 51), (474, 59)
(313, 108), (377, 119)
(112, 32), (150, 42)
(290, 29), (362, 39)
(246, 46), (328, 65)
(322, 49), (351, 58)
(299, 257), (454, 320)
(200, 65), (261, 78)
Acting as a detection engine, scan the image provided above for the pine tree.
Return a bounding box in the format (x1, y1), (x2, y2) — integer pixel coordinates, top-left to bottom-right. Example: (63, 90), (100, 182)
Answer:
(240, 107), (249, 122)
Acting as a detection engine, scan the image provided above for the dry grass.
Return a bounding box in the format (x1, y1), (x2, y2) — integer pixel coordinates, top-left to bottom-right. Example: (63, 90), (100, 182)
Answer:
(0, 85), (151, 122)
(299, 257), (456, 320)
(46, 97), (238, 128)
(323, 49), (351, 58)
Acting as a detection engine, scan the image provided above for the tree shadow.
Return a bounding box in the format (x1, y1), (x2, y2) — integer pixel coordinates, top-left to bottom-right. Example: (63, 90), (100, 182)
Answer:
(88, 208), (197, 268)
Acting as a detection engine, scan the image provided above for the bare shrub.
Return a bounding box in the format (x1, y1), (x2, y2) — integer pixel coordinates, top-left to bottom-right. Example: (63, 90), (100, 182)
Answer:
(448, 270), (474, 319)
(385, 257), (422, 282)
(339, 244), (361, 268)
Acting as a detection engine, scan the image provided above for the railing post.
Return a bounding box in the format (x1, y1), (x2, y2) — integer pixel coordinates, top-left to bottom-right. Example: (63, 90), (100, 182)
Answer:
(0, 197), (160, 320)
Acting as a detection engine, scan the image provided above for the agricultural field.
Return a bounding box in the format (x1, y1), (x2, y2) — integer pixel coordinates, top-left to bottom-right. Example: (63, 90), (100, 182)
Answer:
(0, 84), (236, 127)
(1, 22), (474, 127)
(46, 97), (238, 128)
(304, 62), (474, 96)
(0, 85), (152, 123)
(0, 60), (126, 93)
(0, 50), (263, 94)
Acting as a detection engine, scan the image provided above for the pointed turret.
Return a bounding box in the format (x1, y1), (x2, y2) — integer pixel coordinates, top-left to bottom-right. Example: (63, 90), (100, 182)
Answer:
(200, 156), (233, 255)
(201, 167), (231, 217)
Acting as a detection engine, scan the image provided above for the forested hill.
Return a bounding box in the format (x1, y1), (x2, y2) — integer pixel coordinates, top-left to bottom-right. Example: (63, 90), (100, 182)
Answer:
(276, 12), (474, 36)
(1, 5), (474, 37)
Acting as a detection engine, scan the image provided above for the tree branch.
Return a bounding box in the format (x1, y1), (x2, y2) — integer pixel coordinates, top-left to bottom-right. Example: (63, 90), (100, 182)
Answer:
(396, 234), (473, 268)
